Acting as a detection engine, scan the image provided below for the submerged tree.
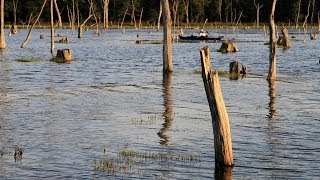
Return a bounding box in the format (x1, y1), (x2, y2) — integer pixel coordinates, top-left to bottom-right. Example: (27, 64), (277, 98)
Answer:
(162, 0), (173, 73)
(103, 0), (109, 29)
(0, 0), (6, 49)
(267, 0), (277, 81)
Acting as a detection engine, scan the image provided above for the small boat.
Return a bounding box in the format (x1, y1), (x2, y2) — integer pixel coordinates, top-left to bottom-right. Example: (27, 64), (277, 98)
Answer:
(178, 29), (223, 42)
(179, 35), (224, 41)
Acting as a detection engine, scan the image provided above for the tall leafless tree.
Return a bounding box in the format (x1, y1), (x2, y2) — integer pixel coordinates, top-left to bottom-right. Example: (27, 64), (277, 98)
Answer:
(295, 0), (301, 29)
(254, 0), (263, 28)
(182, 0), (189, 27)
(268, 0), (277, 81)
(50, 0), (54, 54)
(12, 0), (18, 34)
(157, 2), (162, 30)
(0, 0), (5, 49)
(103, 0), (109, 29)
(21, 0), (48, 48)
(162, 0), (173, 73)
(53, 0), (62, 28)
(215, 0), (222, 22)
(172, 0), (179, 29)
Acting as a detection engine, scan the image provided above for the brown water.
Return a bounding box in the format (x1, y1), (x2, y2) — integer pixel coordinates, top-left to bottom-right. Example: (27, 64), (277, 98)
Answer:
(0, 28), (319, 179)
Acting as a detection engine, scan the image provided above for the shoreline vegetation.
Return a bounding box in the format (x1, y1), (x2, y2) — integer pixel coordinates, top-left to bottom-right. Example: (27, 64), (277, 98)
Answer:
(4, 22), (320, 31)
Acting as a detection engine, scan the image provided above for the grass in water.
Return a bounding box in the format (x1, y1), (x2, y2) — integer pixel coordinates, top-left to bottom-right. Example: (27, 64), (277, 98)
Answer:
(94, 147), (201, 174)
(15, 58), (44, 63)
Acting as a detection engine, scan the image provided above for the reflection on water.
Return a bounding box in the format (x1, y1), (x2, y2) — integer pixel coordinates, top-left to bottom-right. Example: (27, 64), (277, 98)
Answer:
(215, 167), (233, 180)
(267, 79), (276, 120)
(158, 72), (173, 146)
(0, 29), (319, 179)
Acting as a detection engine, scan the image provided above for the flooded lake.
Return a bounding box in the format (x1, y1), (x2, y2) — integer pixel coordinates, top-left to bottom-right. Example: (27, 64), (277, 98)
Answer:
(0, 28), (319, 179)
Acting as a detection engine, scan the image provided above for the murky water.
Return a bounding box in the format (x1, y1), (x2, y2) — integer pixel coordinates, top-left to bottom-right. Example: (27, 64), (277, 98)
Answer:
(0, 28), (319, 179)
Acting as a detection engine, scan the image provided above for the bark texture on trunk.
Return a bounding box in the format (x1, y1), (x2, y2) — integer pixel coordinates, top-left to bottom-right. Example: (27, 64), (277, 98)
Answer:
(268, 0), (277, 81)
(162, 0), (173, 73)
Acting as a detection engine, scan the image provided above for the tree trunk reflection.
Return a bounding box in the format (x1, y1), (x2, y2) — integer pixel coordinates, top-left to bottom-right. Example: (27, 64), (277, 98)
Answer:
(267, 79), (276, 120)
(158, 72), (173, 146)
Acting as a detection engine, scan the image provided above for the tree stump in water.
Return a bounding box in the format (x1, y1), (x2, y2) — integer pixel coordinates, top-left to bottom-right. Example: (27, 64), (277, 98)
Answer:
(56, 49), (72, 62)
(219, 41), (239, 53)
(276, 36), (283, 45)
(229, 61), (242, 74)
(229, 60), (248, 79)
(281, 28), (291, 48)
(58, 37), (68, 43)
(11, 25), (18, 34)
(135, 34), (142, 44)
(200, 46), (234, 168)
(310, 33), (318, 40)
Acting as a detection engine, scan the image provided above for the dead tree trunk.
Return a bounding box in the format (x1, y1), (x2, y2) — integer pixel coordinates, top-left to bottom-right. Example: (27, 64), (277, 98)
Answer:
(0, 0), (5, 49)
(281, 27), (291, 48)
(318, 13), (320, 32)
(267, 79), (276, 120)
(215, 0), (222, 22)
(131, 0), (137, 29)
(172, 0), (179, 29)
(303, 0), (311, 43)
(254, 0), (263, 29)
(121, 8), (128, 29)
(12, 0), (18, 34)
(53, 0), (62, 28)
(139, 7), (143, 29)
(157, 2), (162, 31)
(162, 0), (173, 73)
(267, 0), (277, 81)
(78, 0), (94, 38)
(103, 0), (109, 29)
(310, 0), (315, 25)
(295, 0), (301, 29)
(21, 0), (48, 48)
(51, 0), (54, 54)
(200, 47), (234, 168)
(182, 0), (189, 28)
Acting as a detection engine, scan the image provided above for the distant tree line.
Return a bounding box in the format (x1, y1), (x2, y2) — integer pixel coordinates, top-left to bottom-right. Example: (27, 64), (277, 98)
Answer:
(3, 0), (320, 27)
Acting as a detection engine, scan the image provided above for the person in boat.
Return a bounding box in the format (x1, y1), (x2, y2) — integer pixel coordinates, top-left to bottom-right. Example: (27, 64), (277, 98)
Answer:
(199, 29), (208, 37)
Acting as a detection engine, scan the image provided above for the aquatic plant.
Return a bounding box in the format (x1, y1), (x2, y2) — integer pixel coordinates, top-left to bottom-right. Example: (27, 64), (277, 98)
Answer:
(94, 146), (201, 174)
(15, 58), (44, 62)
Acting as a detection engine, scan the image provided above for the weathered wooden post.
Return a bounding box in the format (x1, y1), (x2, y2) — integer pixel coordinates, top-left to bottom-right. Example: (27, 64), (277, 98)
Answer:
(200, 46), (234, 168)
(162, 0), (173, 73)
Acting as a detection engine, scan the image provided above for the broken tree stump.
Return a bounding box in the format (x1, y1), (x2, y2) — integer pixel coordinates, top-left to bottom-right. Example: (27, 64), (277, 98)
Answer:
(281, 27), (291, 48)
(200, 46), (234, 168)
(229, 61), (242, 74)
(229, 60), (248, 75)
(58, 37), (68, 43)
(219, 41), (239, 53)
(56, 49), (72, 62)
(310, 33), (318, 40)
